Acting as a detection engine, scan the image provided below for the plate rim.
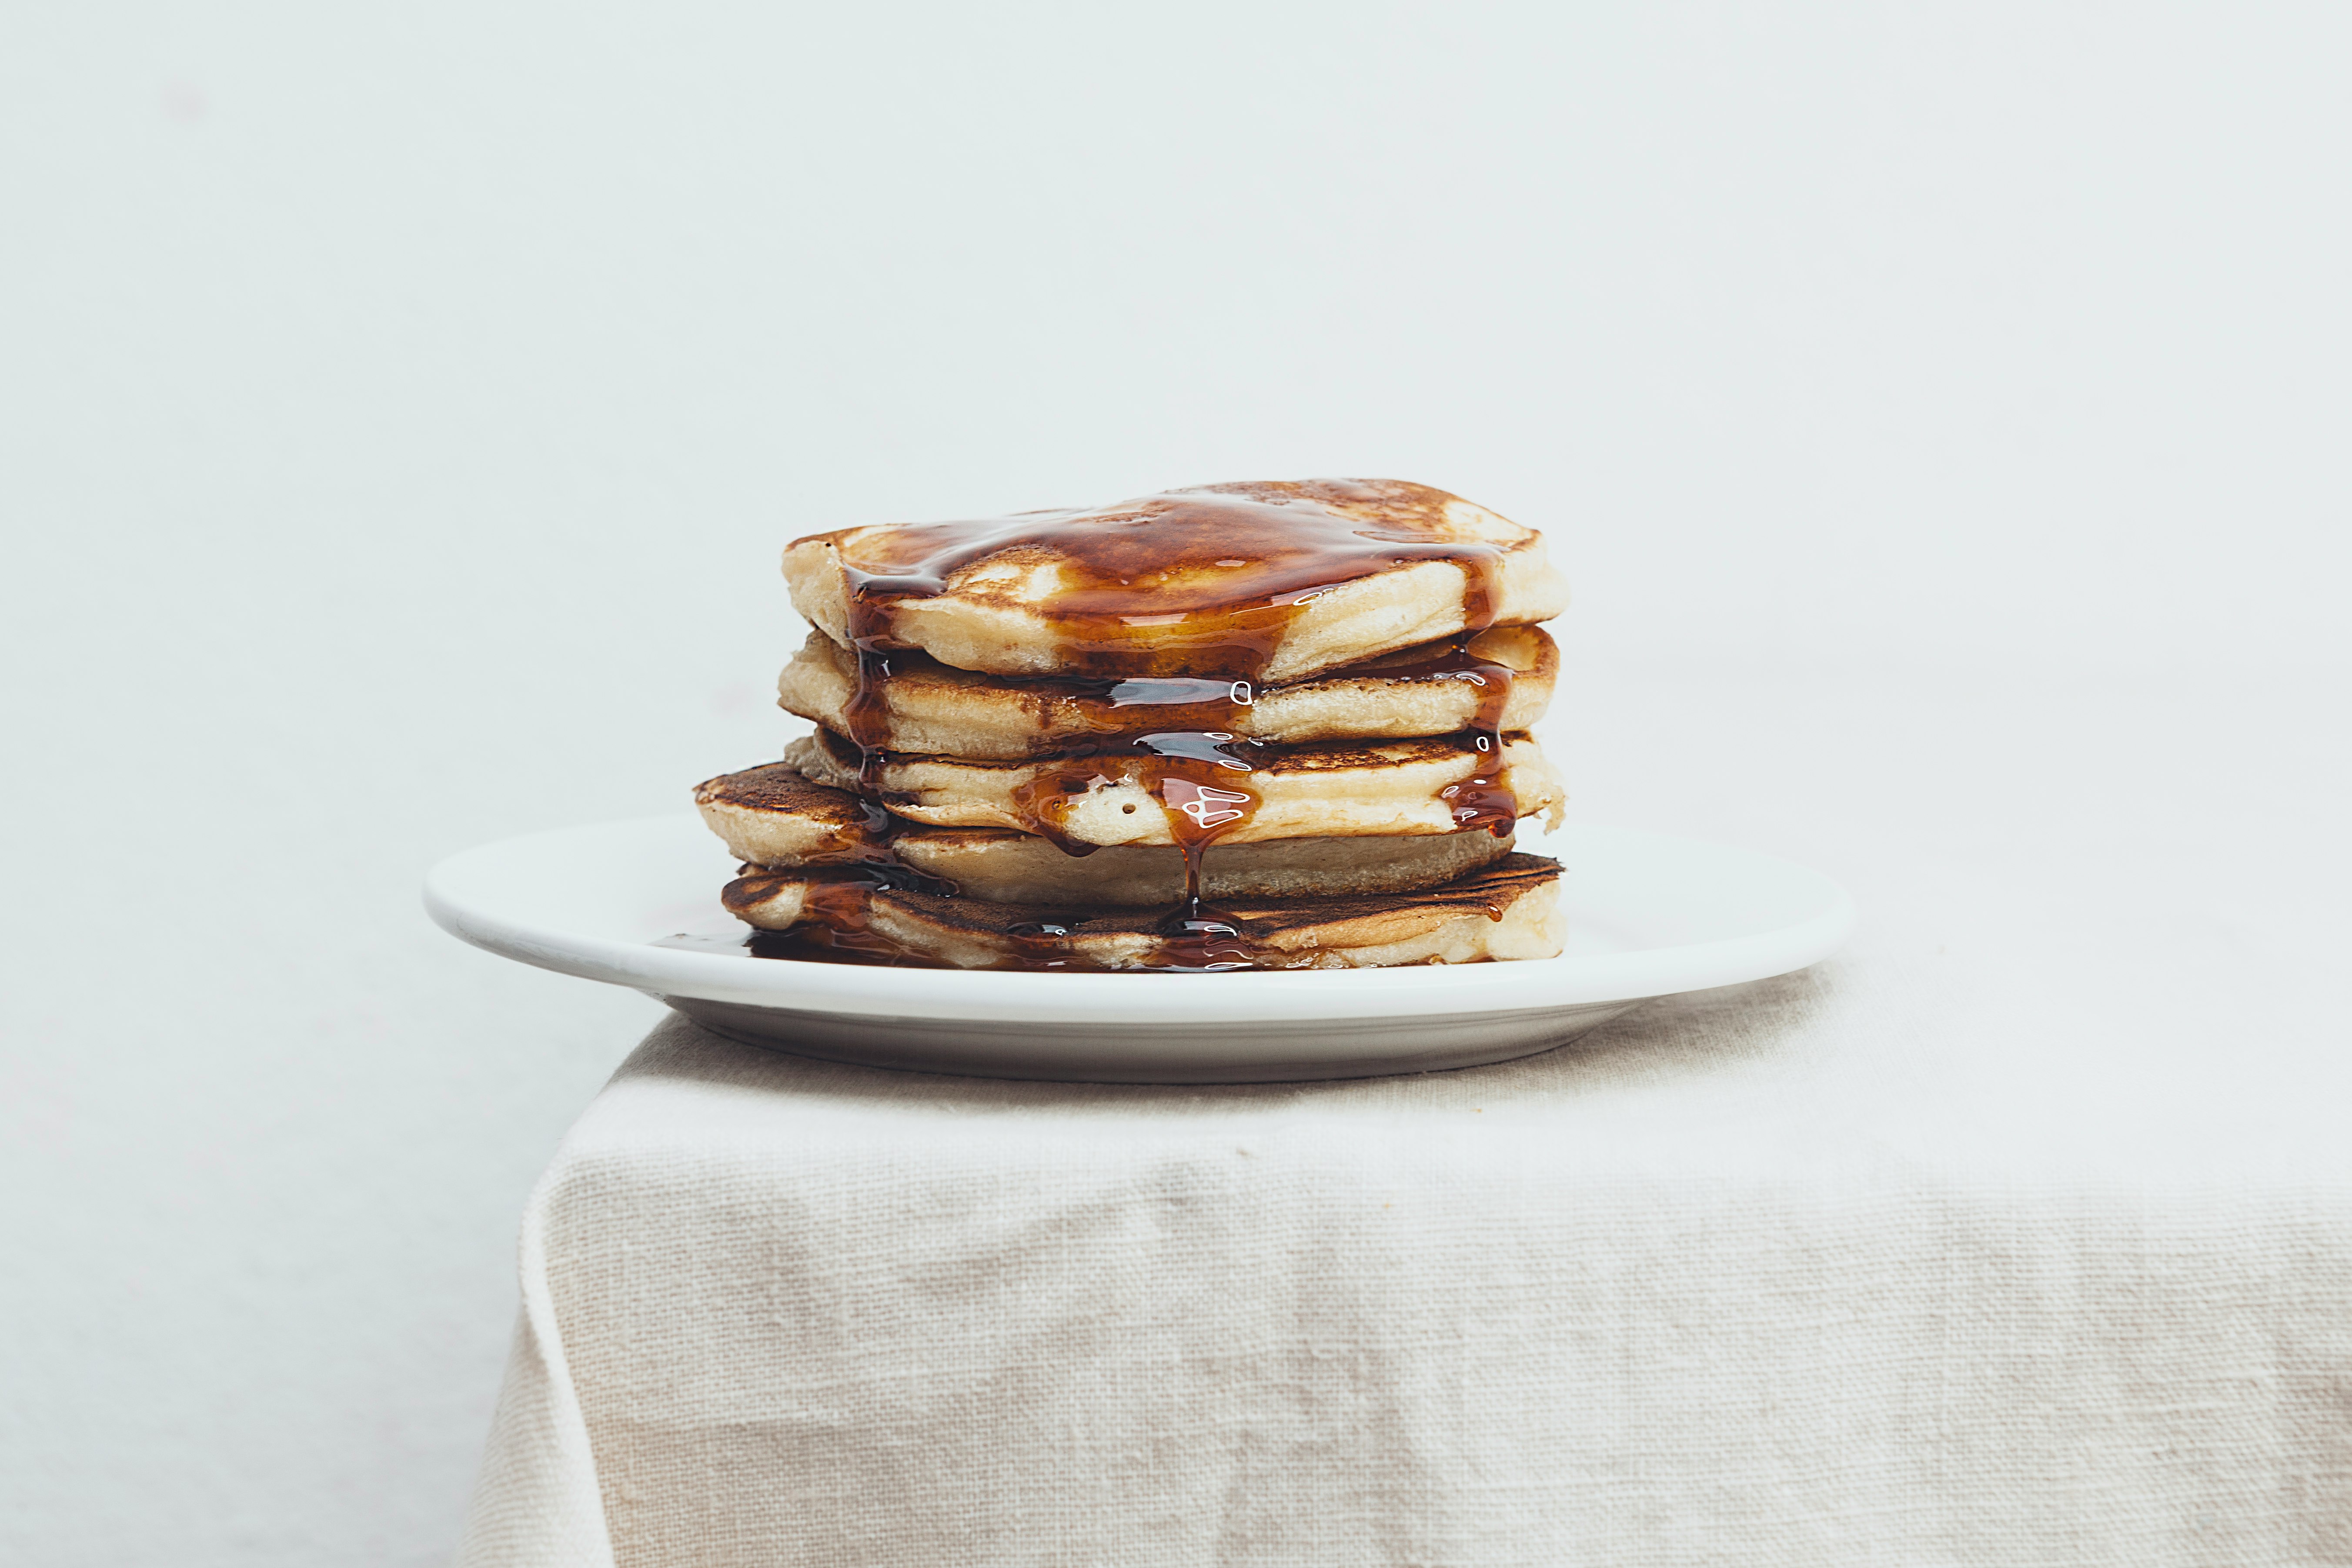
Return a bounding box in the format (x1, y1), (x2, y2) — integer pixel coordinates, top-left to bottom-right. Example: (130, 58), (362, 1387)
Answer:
(422, 814), (1856, 1025)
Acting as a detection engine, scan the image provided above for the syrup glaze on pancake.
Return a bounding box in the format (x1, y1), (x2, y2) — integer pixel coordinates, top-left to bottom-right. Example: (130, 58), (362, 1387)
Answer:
(818, 480), (1510, 681)
(757, 479), (1558, 970)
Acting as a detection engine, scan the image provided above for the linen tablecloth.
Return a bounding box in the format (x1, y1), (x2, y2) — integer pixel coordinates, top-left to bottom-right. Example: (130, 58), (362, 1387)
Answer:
(453, 664), (2352, 1564)
(454, 1003), (2352, 1565)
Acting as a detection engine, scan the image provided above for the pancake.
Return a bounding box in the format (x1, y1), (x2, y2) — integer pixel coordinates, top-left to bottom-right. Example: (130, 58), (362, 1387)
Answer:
(893, 827), (1517, 906)
(719, 854), (1564, 971)
(786, 726), (1567, 848)
(783, 478), (1570, 684)
(693, 761), (880, 865)
(776, 624), (1559, 761)
(694, 763), (1518, 905)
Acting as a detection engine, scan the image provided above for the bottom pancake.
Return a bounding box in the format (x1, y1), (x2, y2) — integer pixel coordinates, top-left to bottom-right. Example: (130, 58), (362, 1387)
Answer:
(695, 761), (1517, 905)
(718, 854), (1563, 972)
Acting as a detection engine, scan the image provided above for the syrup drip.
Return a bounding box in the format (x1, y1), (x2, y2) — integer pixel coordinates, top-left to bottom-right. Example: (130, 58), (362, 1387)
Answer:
(1346, 635), (1523, 838)
(1140, 906), (1274, 973)
(814, 597), (962, 896)
(843, 642), (897, 797)
(1004, 731), (1264, 915)
(1439, 732), (1520, 838)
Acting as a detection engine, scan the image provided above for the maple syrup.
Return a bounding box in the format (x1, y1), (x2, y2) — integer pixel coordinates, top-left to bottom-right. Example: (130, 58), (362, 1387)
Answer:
(721, 481), (1537, 970)
(821, 479), (1505, 679)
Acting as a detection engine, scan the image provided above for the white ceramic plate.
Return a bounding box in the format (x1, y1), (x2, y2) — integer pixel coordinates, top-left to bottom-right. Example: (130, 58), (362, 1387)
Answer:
(424, 816), (1852, 1083)
(423, 818), (1853, 1086)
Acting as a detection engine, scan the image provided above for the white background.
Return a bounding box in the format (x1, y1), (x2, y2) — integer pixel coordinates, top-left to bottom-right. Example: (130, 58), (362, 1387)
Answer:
(3, 4), (2347, 1564)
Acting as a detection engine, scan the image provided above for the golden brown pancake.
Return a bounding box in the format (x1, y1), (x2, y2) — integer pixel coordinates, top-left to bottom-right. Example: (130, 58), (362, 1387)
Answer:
(694, 762), (1518, 905)
(785, 726), (1567, 848)
(783, 478), (1569, 684)
(720, 854), (1564, 971)
(692, 762), (879, 866)
(775, 624), (1558, 761)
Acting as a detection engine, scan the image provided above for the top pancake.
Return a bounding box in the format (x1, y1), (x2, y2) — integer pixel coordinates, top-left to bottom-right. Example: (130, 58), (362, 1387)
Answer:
(782, 478), (1569, 684)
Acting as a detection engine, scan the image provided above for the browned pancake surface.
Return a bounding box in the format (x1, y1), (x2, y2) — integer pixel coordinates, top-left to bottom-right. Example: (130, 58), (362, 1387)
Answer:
(783, 478), (1569, 683)
(719, 854), (1564, 970)
(775, 624), (1559, 759)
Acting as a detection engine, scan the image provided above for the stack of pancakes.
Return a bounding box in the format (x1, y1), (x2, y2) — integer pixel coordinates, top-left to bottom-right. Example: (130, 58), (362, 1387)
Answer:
(692, 478), (1572, 971)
